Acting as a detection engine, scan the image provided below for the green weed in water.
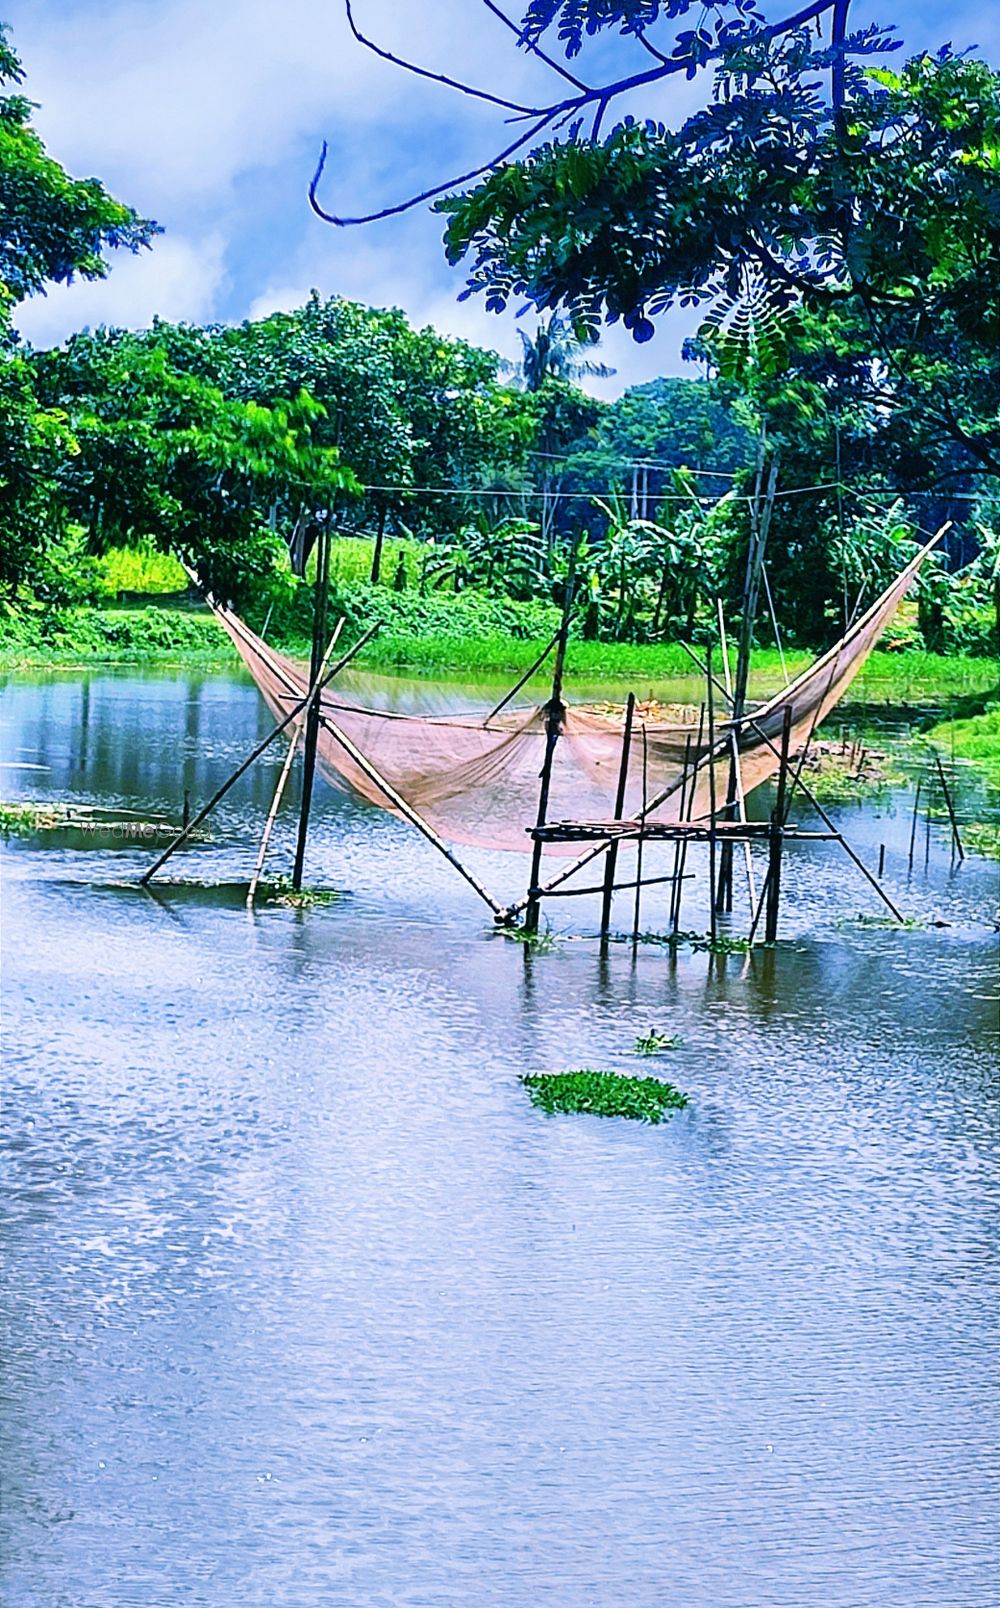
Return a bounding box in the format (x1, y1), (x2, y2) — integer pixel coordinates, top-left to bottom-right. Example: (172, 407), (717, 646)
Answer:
(523, 1070), (689, 1123)
(962, 820), (1000, 861)
(0, 801), (61, 834)
(502, 924), (558, 952)
(644, 929), (753, 955)
(634, 1028), (683, 1056)
(258, 876), (341, 909)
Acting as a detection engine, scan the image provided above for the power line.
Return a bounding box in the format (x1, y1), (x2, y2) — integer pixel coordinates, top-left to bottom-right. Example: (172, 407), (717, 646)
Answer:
(525, 448), (741, 478)
(357, 479), (989, 506)
(359, 480), (846, 502)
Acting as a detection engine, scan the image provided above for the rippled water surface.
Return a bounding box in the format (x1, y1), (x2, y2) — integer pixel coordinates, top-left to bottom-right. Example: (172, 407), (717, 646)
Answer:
(2, 670), (998, 1608)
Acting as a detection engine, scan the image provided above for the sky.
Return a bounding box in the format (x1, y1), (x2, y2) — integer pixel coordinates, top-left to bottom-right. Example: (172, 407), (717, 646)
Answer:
(7, 0), (998, 397)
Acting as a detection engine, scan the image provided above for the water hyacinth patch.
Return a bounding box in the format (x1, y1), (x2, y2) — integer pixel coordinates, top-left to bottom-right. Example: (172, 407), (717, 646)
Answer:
(522, 1070), (689, 1124)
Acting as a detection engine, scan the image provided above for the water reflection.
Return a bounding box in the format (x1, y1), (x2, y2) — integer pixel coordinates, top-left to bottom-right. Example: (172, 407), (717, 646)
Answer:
(1, 670), (998, 1608)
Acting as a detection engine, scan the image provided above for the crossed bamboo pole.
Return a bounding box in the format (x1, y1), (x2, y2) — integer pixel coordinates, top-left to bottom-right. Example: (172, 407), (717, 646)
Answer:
(140, 621), (377, 887)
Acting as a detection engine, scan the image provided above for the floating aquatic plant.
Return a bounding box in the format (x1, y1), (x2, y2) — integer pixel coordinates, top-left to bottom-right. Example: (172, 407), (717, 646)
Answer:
(258, 876), (341, 909)
(522, 1070), (688, 1124)
(502, 923), (558, 952)
(633, 1029), (683, 1056)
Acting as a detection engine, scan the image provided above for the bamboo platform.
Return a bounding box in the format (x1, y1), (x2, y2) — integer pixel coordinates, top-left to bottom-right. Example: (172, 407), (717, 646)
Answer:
(530, 819), (839, 844)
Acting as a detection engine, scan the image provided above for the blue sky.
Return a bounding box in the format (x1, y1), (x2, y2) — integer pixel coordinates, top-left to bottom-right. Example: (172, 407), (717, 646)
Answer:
(7, 0), (998, 396)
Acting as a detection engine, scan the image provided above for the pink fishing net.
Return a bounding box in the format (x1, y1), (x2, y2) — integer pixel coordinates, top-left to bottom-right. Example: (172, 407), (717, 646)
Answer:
(214, 538), (933, 855)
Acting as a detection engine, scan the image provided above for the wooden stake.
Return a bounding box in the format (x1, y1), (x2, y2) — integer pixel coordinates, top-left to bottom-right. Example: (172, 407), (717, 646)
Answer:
(600, 692), (636, 938)
(672, 707), (706, 936)
(765, 706), (793, 943)
(524, 573), (574, 934)
(706, 643), (719, 943)
(669, 729), (694, 932)
(292, 524), (331, 890)
(908, 777), (922, 869)
(933, 751), (965, 861)
(631, 723), (649, 944)
(246, 620), (345, 909)
(716, 597), (755, 913)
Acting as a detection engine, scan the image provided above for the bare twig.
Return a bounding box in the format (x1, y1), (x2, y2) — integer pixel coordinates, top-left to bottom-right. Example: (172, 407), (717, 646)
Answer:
(480, 0), (590, 91)
(309, 112), (556, 226)
(345, 0), (537, 113)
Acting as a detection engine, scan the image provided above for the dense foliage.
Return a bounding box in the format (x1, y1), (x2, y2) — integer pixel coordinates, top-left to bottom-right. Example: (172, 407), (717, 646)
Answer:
(1, 17), (997, 658)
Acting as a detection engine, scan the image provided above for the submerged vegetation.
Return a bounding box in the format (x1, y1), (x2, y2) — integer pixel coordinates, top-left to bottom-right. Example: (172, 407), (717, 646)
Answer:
(522, 1070), (689, 1123)
(0, 800), (201, 842)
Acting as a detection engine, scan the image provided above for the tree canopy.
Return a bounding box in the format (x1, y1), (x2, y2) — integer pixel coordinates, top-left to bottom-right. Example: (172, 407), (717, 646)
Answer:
(0, 25), (156, 321)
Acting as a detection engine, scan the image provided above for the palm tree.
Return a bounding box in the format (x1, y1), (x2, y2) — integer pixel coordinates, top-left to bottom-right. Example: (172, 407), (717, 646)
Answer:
(510, 314), (614, 392)
(506, 315), (614, 550)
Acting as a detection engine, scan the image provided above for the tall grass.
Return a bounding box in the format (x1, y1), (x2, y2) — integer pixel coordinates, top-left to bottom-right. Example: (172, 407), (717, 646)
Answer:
(926, 706), (1000, 787)
(95, 545), (189, 596)
(324, 534), (425, 591)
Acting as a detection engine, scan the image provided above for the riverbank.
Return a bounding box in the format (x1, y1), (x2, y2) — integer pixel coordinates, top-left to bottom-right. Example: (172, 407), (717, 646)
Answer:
(2, 598), (997, 710)
(925, 706), (1000, 790)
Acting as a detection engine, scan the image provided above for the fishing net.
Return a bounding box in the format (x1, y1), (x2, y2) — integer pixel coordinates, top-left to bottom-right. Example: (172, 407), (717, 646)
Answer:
(214, 538), (932, 855)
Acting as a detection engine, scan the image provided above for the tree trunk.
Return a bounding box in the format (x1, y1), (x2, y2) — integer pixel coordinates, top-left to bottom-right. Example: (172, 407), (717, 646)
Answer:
(370, 505), (387, 585)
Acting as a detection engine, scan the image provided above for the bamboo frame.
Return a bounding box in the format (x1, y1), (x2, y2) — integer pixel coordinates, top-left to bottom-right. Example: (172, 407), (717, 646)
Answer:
(140, 621), (373, 887)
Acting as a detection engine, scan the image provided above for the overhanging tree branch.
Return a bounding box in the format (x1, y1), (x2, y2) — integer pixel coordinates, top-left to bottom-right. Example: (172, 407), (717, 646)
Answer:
(344, 0), (539, 113)
(313, 0), (844, 228)
(309, 113), (558, 226)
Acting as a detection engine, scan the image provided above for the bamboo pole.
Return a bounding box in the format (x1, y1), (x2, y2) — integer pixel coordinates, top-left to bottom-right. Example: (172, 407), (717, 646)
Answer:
(673, 707), (705, 934)
(316, 708), (505, 917)
(765, 706), (793, 943)
(292, 524), (331, 890)
(483, 631), (562, 726)
(669, 728), (694, 932)
(716, 597), (756, 912)
(246, 621), (345, 909)
(933, 751), (965, 861)
(706, 643), (718, 944)
(523, 576), (574, 935)
(247, 726), (302, 908)
(631, 723), (649, 943)
(600, 692), (636, 938)
(140, 622), (374, 887)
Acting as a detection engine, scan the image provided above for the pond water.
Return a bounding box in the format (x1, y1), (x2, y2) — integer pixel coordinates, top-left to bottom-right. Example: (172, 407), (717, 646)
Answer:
(2, 669), (998, 1608)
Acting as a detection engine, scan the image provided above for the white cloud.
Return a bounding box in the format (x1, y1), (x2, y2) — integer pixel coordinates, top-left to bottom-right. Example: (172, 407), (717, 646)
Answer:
(7, 0), (551, 209)
(14, 234), (228, 346)
(7, 0), (990, 382)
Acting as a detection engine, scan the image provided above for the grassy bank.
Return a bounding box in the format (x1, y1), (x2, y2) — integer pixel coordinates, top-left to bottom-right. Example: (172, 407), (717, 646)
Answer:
(926, 706), (1000, 789)
(2, 593), (996, 708)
